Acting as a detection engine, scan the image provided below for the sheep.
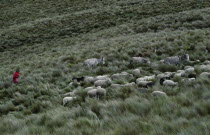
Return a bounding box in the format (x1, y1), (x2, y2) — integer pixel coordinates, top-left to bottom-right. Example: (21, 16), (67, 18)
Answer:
(123, 82), (136, 87)
(160, 78), (177, 86)
(94, 79), (112, 88)
(111, 72), (133, 81)
(87, 86), (106, 98)
(130, 57), (150, 65)
(72, 76), (85, 82)
(181, 78), (196, 83)
(188, 73), (197, 79)
(63, 97), (76, 106)
(136, 80), (151, 87)
(85, 87), (95, 91)
(84, 76), (95, 84)
(132, 69), (141, 77)
(198, 65), (210, 72)
(63, 91), (75, 96)
(83, 57), (105, 67)
(162, 54), (189, 65)
(136, 75), (155, 82)
(94, 75), (110, 81)
(200, 72), (210, 78)
(185, 67), (195, 74)
(156, 72), (174, 80)
(152, 91), (167, 97)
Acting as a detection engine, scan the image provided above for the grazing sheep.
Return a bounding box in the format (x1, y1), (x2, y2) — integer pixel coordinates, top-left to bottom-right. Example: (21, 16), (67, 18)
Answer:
(130, 57), (150, 64)
(156, 72), (174, 80)
(63, 91), (75, 96)
(185, 67), (195, 74)
(111, 72), (133, 81)
(83, 57), (105, 67)
(63, 97), (76, 106)
(174, 71), (186, 78)
(72, 76), (84, 82)
(162, 54), (189, 65)
(200, 72), (210, 78)
(95, 75), (110, 81)
(87, 86), (106, 98)
(160, 78), (177, 86)
(137, 80), (151, 87)
(198, 65), (210, 72)
(163, 80), (177, 86)
(152, 91), (167, 97)
(87, 89), (98, 97)
(204, 60), (210, 65)
(84, 76), (95, 84)
(132, 69), (141, 77)
(136, 75), (155, 82)
(85, 87), (95, 91)
(181, 78), (196, 83)
(123, 82), (136, 87)
(146, 82), (155, 88)
(94, 79), (112, 88)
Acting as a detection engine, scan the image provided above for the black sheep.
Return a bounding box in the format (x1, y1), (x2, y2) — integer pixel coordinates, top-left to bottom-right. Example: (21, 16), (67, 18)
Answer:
(72, 76), (85, 82)
(188, 74), (196, 79)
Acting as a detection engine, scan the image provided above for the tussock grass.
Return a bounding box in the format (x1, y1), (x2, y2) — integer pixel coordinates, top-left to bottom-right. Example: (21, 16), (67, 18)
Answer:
(1, 0), (210, 134)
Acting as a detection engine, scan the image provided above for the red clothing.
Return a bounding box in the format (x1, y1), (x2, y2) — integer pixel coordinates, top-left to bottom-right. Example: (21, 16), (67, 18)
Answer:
(13, 72), (19, 83)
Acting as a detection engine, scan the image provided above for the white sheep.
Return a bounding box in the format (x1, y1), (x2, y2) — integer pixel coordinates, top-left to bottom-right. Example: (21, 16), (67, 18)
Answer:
(111, 72), (133, 81)
(185, 67), (195, 74)
(83, 57), (105, 67)
(63, 97), (76, 106)
(87, 86), (106, 97)
(94, 75), (110, 81)
(84, 76), (95, 84)
(200, 72), (210, 78)
(152, 91), (167, 97)
(136, 75), (155, 82)
(162, 80), (177, 86)
(132, 69), (141, 77)
(63, 91), (75, 96)
(94, 79), (112, 88)
(131, 57), (150, 64)
(136, 80), (151, 87)
(123, 82), (136, 87)
(198, 65), (210, 72)
(162, 54), (189, 65)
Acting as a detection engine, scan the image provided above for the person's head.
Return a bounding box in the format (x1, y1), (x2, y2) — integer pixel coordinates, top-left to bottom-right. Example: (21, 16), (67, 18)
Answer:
(16, 68), (20, 73)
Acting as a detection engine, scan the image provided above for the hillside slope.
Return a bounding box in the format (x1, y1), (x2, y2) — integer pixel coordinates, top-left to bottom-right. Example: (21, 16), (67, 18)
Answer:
(1, 0), (210, 135)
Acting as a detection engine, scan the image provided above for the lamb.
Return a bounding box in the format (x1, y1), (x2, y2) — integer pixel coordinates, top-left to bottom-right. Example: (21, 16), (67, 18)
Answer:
(63, 97), (76, 106)
(83, 57), (105, 67)
(162, 54), (189, 65)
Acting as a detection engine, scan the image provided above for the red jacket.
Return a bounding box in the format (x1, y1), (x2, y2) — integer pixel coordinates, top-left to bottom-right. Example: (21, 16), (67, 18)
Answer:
(13, 72), (19, 83)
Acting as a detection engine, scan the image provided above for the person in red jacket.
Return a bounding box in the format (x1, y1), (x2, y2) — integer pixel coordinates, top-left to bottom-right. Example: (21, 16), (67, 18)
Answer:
(13, 68), (20, 84)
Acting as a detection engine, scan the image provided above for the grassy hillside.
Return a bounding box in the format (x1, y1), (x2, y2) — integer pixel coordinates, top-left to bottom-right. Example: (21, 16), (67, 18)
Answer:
(1, 0), (210, 134)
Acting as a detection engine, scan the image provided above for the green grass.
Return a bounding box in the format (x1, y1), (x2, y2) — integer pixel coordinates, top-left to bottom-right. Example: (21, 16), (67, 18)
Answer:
(1, 0), (210, 134)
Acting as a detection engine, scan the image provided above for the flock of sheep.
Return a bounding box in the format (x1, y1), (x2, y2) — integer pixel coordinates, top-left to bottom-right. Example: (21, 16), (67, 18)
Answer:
(63, 54), (210, 106)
